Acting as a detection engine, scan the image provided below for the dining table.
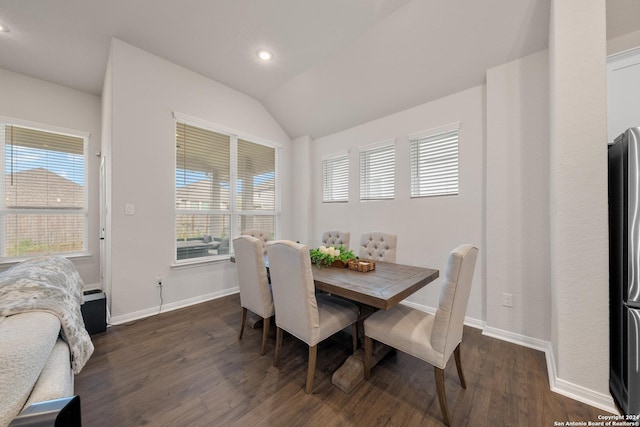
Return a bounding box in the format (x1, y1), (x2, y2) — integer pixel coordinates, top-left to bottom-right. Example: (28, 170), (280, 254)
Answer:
(230, 254), (440, 392)
(311, 261), (439, 310)
(311, 261), (439, 392)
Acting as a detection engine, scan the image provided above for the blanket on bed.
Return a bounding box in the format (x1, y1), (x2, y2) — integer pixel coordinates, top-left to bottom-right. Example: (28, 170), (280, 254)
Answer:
(0, 255), (94, 373)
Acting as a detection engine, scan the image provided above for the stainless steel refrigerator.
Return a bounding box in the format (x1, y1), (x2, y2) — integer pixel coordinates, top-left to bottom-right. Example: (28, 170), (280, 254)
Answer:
(608, 127), (640, 415)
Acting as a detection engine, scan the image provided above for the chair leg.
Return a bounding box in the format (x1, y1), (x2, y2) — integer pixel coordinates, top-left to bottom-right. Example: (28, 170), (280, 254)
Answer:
(434, 367), (451, 427)
(238, 307), (247, 340)
(364, 335), (373, 380)
(454, 344), (466, 388)
(305, 345), (318, 394)
(260, 316), (270, 356)
(351, 323), (358, 353)
(273, 327), (283, 367)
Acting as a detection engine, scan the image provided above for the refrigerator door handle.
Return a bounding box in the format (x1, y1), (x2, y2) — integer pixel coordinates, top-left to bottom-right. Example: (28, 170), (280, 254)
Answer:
(629, 308), (640, 414)
(629, 128), (640, 302)
(632, 309), (640, 373)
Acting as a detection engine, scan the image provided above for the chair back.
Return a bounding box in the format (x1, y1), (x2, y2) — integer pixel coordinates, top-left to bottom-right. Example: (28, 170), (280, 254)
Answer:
(430, 244), (478, 360)
(266, 240), (320, 345)
(241, 229), (269, 255)
(233, 236), (273, 318)
(359, 232), (397, 263)
(322, 231), (350, 250)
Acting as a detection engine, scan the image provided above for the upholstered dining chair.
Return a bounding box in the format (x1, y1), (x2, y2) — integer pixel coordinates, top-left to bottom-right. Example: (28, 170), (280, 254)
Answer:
(241, 229), (269, 255)
(359, 232), (397, 263)
(266, 240), (359, 394)
(233, 235), (274, 355)
(363, 244), (478, 426)
(321, 231), (350, 250)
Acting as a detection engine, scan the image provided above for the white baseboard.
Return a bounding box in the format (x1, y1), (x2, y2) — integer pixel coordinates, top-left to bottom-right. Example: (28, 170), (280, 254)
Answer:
(400, 300), (437, 314)
(482, 325), (550, 353)
(483, 325), (618, 414)
(402, 300), (618, 414)
(544, 342), (619, 414)
(109, 287), (239, 325)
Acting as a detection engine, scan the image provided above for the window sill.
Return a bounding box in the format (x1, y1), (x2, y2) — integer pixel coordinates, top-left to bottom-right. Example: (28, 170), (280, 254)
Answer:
(170, 255), (232, 270)
(0, 251), (93, 267)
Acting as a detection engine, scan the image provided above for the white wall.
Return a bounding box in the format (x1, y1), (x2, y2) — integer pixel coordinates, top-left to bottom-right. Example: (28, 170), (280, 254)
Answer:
(311, 86), (485, 321)
(607, 47), (640, 143)
(485, 50), (551, 343)
(105, 39), (291, 323)
(292, 135), (314, 244)
(549, 0), (609, 407)
(0, 68), (102, 287)
(608, 28), (640, 56)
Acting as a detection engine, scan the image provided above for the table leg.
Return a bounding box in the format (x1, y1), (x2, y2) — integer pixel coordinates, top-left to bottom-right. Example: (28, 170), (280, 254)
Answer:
(331, 304), (392, 393)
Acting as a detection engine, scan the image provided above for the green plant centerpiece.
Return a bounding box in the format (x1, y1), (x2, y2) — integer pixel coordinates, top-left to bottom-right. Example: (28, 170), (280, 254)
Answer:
(309, 245), (357, 268)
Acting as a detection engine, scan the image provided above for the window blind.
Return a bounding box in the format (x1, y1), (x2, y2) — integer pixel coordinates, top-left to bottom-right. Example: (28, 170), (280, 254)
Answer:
(2, 123), (86, 258)
(175, 122), (231, 254)
(175, 118), (278, 262)
(360, 142), (395, 201)
(175, 122), (230, 211)
(322, 153), (349, 203)
(237, 138), (276, 239)
(410, 128), (459, 198)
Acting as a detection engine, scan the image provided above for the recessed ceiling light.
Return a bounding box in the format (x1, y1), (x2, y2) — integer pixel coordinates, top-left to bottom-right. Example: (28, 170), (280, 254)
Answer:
(0, 23), (9, 33)
(257, 49), (273, 61)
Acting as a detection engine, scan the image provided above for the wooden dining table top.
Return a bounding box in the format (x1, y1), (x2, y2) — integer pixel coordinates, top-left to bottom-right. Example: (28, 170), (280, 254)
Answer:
(230, 255), (440, 311)
(312, 261), (439, 310)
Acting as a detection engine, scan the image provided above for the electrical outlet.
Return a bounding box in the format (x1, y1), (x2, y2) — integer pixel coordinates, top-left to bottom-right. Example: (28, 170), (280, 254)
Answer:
(502, 292), (513, 308)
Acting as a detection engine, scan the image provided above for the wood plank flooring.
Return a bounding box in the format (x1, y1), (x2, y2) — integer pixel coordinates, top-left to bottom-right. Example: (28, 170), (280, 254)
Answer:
(75, 294), (612, 426)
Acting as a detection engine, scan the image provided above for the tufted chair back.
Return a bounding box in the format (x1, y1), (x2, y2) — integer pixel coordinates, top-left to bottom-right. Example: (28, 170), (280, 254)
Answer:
(321, 231), (350, 250)
(430, 244), (479, 363)
(233, 235), (274, 355)
(241, 229), (269, 255)
(233, 235), (273, 319)
(358, 232), (397, 263)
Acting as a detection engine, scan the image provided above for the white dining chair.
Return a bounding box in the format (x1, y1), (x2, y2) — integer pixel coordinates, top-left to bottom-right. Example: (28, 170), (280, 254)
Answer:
(321, 231), (350, 250)
(266, 240), (359, 394)
(359, 232), (397, 263)
(363, 244), (478, 426)
(241, 229), (269, 255)
(233, 235), (274, 355)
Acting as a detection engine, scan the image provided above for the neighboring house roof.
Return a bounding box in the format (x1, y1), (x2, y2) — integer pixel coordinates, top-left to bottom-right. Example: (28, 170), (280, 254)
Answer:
(4, 168), (83, 209)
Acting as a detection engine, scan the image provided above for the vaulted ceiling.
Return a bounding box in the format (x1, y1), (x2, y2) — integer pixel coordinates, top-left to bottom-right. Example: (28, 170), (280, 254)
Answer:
(0, 1), (637, 139)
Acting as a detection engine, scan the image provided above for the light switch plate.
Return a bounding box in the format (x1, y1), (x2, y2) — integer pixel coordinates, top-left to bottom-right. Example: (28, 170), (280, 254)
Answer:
(125, 204), (135, 215)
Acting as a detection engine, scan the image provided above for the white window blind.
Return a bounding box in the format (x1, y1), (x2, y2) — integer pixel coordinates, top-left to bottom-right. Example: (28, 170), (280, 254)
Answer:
(410, 126), (459, 198)
(175, 123), (231, 261)
(237, 138), (276, 239)
(175, 118), (278, 262)
(322, 152), (349, 202)
(1, 123), (87, 259)
(360, 141), (395, 201)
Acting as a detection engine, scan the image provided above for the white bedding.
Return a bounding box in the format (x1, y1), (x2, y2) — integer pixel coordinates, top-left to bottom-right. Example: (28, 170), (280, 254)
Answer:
(0, 255), (94, 373)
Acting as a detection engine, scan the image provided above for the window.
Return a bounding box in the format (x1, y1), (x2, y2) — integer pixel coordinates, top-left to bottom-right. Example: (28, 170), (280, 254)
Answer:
(1, 121), (88, 260)
(410, 123), (459, 198)
(175, 116), (278, 262)
(236, 137), (277, 240)
(360, 140), (395, 201)
(322, 151), (349, 203)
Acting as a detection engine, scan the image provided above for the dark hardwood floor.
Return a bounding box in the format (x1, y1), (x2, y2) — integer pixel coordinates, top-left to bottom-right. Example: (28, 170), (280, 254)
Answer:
(75, 294), (611, 426)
